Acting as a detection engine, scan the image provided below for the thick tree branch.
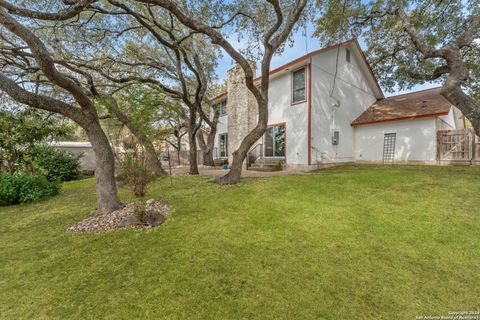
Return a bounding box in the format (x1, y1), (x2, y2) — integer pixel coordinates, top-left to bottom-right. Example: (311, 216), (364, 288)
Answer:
(0, 9), (96, 112)
(0, 0), (95, 21)
(135, 0), (262, 103)
(457, 14), (480, 48)
(0, 72), (83, 123)
(404, 64), (450, 81)
(396, 0), (438, 58)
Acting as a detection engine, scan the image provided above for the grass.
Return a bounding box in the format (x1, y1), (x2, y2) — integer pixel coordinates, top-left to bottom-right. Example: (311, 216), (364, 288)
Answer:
(1, 164), (479, 319)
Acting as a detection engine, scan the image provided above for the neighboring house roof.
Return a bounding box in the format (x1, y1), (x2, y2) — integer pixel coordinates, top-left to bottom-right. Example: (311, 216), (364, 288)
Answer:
(351, 88), (452, 126)
(212, 38), (384, 103)
(50, 141), (92, 148)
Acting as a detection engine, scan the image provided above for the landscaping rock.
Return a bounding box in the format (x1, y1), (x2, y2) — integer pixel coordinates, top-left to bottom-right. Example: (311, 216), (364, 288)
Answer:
(146, 211), (165, 227)
(117, 214), (146, 228)
(68, 199), (169, 233)
(143, 198), (168, 227)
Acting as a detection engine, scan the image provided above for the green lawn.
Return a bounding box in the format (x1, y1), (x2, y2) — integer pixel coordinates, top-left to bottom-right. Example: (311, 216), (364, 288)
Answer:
(1, 165), (479, 319)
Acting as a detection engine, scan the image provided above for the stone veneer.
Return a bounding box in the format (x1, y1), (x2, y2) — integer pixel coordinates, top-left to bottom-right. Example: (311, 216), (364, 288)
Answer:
(226, 61), (258, 165)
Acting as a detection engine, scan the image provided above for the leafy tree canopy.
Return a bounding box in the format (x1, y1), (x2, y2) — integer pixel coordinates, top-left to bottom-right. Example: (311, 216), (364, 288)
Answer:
(0, 108), (72, 174)
(314, 0), (479, 94)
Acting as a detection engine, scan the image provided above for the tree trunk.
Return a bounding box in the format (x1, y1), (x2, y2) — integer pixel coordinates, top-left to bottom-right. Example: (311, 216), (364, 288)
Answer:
(215, 101), (268, 185)
(188, 133), (199, 174)
(188, 113), (199, 175)
(7, 158), (14, 175)
(197, 107), (218, 167)
(196, 129), (207, 154)
(106, 96), (167, 176)
(441, 85), (480, 137)
(196, 130), (215, 166)
(205, 125), (217, 166)
(86, 121), (122, 214)
(203, 148), (215, 166)
(143, 139), (167, 176)
(439, 53), (480, 137)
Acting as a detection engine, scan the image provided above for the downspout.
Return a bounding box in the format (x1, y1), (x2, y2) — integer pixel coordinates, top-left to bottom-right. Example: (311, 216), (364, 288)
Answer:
(307, 60), (312, 166)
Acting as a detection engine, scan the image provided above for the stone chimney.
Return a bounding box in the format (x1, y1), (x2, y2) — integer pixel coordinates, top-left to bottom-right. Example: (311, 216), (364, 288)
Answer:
(226, 61), (258, 164)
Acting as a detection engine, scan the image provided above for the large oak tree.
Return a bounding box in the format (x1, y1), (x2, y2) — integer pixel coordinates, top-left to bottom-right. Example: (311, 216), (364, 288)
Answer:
(0, 1), (121, 213)
(315, 0), (480, 135)
(133, 0), (308, 184)
(78, 1), (220, 175)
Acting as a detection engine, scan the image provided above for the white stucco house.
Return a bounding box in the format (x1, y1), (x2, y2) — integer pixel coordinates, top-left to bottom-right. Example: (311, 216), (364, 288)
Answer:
(211, 39), (467, 170)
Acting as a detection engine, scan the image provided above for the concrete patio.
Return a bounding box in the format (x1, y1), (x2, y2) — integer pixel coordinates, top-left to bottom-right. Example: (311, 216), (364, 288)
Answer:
(170, 166), (314, 178)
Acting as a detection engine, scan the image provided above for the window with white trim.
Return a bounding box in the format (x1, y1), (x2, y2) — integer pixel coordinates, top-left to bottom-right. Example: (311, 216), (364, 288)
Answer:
(219, 133), (228, 157)
(218, 100), (227, 116)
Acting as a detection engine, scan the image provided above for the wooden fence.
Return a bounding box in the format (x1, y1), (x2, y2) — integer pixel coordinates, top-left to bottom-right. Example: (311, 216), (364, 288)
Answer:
(437, 129), (480, 164)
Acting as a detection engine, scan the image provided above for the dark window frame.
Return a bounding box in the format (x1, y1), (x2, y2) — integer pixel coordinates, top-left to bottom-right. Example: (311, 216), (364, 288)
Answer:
(263, 123), (286, 158)
(218, 133), (228, 158)
(291, 67), (307, 105)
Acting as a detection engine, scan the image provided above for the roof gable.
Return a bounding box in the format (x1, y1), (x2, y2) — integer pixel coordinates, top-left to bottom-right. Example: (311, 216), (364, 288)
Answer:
(212, 39), (384, 102)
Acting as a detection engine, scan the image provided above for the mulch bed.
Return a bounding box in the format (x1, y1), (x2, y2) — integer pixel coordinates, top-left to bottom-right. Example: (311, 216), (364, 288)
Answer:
(68, 199), (169, 233)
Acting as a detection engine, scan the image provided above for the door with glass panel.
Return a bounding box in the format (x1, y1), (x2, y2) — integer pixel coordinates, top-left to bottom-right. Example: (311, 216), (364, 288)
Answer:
(264, 124), (286, 157)
(219, 134), (228, 158)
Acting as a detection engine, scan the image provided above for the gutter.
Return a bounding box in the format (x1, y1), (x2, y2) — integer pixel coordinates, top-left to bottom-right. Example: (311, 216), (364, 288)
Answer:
(351, 112), (450, 127)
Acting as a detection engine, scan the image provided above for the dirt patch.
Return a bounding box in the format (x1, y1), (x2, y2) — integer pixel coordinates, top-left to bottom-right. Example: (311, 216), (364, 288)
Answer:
(68, 199), (169, 233)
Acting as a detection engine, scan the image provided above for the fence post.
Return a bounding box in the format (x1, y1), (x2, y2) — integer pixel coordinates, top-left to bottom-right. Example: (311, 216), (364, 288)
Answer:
(436, 130), (441, 164)
(471, 129), (475, 165)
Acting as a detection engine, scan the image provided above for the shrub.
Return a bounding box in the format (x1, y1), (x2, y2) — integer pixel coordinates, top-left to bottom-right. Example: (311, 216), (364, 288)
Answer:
(28, 145), (81, 182)
(134, 202), (147, 223)
(0, 171), (60, 206)
(121, 153), (152, 197)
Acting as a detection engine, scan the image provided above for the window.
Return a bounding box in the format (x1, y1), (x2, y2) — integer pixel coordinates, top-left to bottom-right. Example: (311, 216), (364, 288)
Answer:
(346, 48), (351, 63)
(264, 124), (286, 157)
(219, 133), (228, 158)
(217, 100), (227, 116)
(292, 67), (306, 104)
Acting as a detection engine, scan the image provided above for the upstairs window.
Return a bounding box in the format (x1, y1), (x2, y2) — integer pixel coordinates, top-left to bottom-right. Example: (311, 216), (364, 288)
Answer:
(292, 67), (306, 104)
(218, 100), (227, 116)
(346, 48), (351, 63)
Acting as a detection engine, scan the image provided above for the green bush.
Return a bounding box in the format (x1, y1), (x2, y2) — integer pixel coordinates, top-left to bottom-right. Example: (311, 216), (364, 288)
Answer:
(29, 145), (81, 182)
(134, 202), (147, 223)
(120, 153), (152, 197)
(0, 171), (60, 206)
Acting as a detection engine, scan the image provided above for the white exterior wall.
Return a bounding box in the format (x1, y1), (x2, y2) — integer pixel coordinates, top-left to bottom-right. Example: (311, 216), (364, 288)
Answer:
(257, 44), (379, 166)
(212, 69), (310, 165)
(310, 46), (378, 164)
(51, 143), (96, 171)
(437, 107), (456, 130)
(212, 44), (381, 166)
(354, 118), (438, 163)
(264, 67), (309, 165)
(452, 107), (465, 129)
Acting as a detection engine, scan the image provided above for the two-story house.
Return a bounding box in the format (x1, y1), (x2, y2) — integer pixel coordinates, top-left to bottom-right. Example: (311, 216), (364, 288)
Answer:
(211, 39), (466, 170)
